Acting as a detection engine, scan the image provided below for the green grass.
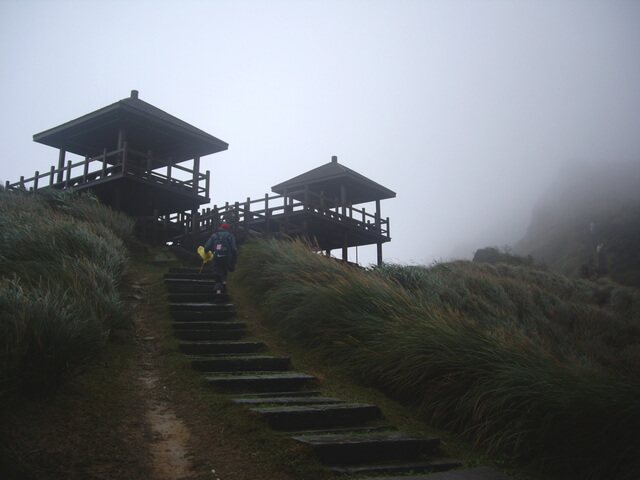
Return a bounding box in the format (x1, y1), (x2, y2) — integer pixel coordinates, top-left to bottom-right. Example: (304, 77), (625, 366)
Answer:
(0, 188), (135, 399)
(234, 237), (640, 480)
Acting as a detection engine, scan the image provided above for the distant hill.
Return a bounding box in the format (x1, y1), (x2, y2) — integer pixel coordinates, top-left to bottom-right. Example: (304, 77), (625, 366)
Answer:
(514, 160), (640, 287)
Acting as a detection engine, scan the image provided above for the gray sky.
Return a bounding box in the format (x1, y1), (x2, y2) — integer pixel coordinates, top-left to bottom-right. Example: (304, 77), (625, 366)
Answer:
(2, 0), (639, 266)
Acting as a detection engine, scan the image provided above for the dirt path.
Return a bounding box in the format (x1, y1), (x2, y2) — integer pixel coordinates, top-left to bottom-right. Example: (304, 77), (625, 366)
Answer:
(131, 278), (210, 480)
(2, 271), (298, 480)
(136, 322), (194, 479)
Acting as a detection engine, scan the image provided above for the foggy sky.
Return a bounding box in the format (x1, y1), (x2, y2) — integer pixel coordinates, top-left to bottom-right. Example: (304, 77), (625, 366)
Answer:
(1, 0), (639, 266)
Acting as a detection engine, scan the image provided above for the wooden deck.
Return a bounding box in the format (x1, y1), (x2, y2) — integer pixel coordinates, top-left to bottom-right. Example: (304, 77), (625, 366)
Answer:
(5, 142), (210, 215)
(157, 191), (391, 253)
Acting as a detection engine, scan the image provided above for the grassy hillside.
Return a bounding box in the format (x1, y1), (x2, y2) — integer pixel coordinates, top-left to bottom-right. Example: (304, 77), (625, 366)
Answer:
(0, 187), (135, 400)
(235, 238), (640, 480)
(515, 160), (640, 286)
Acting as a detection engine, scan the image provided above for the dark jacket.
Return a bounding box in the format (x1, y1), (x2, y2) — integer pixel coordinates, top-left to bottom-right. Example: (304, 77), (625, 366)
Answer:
(204, 229), (237, 262)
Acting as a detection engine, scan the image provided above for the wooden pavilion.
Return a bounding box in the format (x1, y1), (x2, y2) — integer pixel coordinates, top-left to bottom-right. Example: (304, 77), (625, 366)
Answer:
(193, 156), (396, 265)
(270, 156), (396, 264)
(11, 90), (228, 218)
(7, 91), (395, 264)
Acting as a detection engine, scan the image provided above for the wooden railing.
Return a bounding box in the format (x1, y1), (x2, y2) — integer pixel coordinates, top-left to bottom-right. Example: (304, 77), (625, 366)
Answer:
(4, 143), (210, 197)
(158, 189), (390, 247)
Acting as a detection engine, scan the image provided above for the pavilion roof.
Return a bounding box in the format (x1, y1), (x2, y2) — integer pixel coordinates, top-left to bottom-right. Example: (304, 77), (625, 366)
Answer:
(33, 90), (228, 163)
(271, 156), (395, 205)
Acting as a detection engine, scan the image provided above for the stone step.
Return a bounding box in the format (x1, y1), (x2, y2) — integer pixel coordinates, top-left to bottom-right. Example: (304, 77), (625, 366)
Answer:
(250, 403), (382, 431)
(179, 342), (265, 356)
(232, 391), (322, 398)
(331, 458), (463, 476)
(285, 425), (397, 436)
(173, 321), (246, 331)
(192, 356), (291, 372)
(165, 272), (217, 280)
(165, 278), (218, 286)
(169, 292), (230, 303)
(232, 396), (345, 406)
(168, 267), (205, 274)
(174, 329), (245, 341)
(292, 432), (440, 465)
(205, 373), (315, 393)
(171, 310), (236, 322)
(165, 282), (221, 294)
(358, 466), (516, 480)
(170, 302), (235, 312)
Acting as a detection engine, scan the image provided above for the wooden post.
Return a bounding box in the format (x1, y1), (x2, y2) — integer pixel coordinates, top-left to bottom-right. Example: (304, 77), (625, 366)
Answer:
(34, 171), (39, 190)
(342, 234), (348, 263)
(265, 193), (270, 232)
(101, 149), (107, 178)
(205, 170), (210, 197)
(213, 206), (219, 229)
(49, 166), (55, 186)
(192, 156), (200, 193)
(375, 199), (381, 234)
(153, 209), (159, 247)
(146, 150), (153, 176)
(245, 197), (251, 223)
(191, 209), (198, 239)
(341, 184), (347, 216)
(122, 142), (128, 172)
(19, 176), (25, 188)
(4, 180), (9, 190)
(377, 242), (383, 266)
(57, 149), (65, 183)
(117, 126), (125, 149)
(83, 156), (89, 182)
(65, 160), (72, 187)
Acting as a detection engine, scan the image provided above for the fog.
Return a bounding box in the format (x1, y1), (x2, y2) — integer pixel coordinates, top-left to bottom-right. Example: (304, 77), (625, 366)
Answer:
(1, 0), (639, 266)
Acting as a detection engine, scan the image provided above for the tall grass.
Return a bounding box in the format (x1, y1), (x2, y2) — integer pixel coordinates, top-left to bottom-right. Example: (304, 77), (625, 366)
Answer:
(235, 238), (640, 480)
(0, 188), (134, 398)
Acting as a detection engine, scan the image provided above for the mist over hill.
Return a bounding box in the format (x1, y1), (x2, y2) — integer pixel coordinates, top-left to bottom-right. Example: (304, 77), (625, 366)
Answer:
(514, 160), (640, 286)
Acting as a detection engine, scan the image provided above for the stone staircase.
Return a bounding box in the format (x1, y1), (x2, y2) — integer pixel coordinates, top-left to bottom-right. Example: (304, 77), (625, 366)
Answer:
(165, 268), (515, 480)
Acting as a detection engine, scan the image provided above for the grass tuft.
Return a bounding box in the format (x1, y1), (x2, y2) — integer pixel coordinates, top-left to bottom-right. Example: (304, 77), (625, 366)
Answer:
(0, 188), (134, 400)
(235, 237), (640, 480)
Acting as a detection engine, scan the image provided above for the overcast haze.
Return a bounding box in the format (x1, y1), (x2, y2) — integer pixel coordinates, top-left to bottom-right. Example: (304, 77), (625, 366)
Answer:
(1, 0), (639, 266)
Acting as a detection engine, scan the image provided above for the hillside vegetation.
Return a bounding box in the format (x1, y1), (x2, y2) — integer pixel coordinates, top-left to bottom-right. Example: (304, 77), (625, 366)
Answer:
(235, 238), (640, 480)
(515, 160), (640, 286)
(0, 187), (135, 400)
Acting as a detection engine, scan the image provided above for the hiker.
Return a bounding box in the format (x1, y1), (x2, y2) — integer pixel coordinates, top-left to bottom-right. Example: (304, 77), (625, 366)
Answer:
(204, 222), (237, 300)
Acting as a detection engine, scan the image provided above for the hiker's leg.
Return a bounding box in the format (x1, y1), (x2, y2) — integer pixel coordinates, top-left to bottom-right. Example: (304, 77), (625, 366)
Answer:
(212, 262), (225, 298)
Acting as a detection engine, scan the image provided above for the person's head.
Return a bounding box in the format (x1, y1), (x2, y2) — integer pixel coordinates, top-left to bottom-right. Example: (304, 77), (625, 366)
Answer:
(219, 222), (231, 231)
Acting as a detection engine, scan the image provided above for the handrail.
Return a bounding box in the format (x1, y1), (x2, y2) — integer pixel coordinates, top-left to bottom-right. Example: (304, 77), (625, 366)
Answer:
(5, 144), (209, 196)
(179, 191), (390, 240)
